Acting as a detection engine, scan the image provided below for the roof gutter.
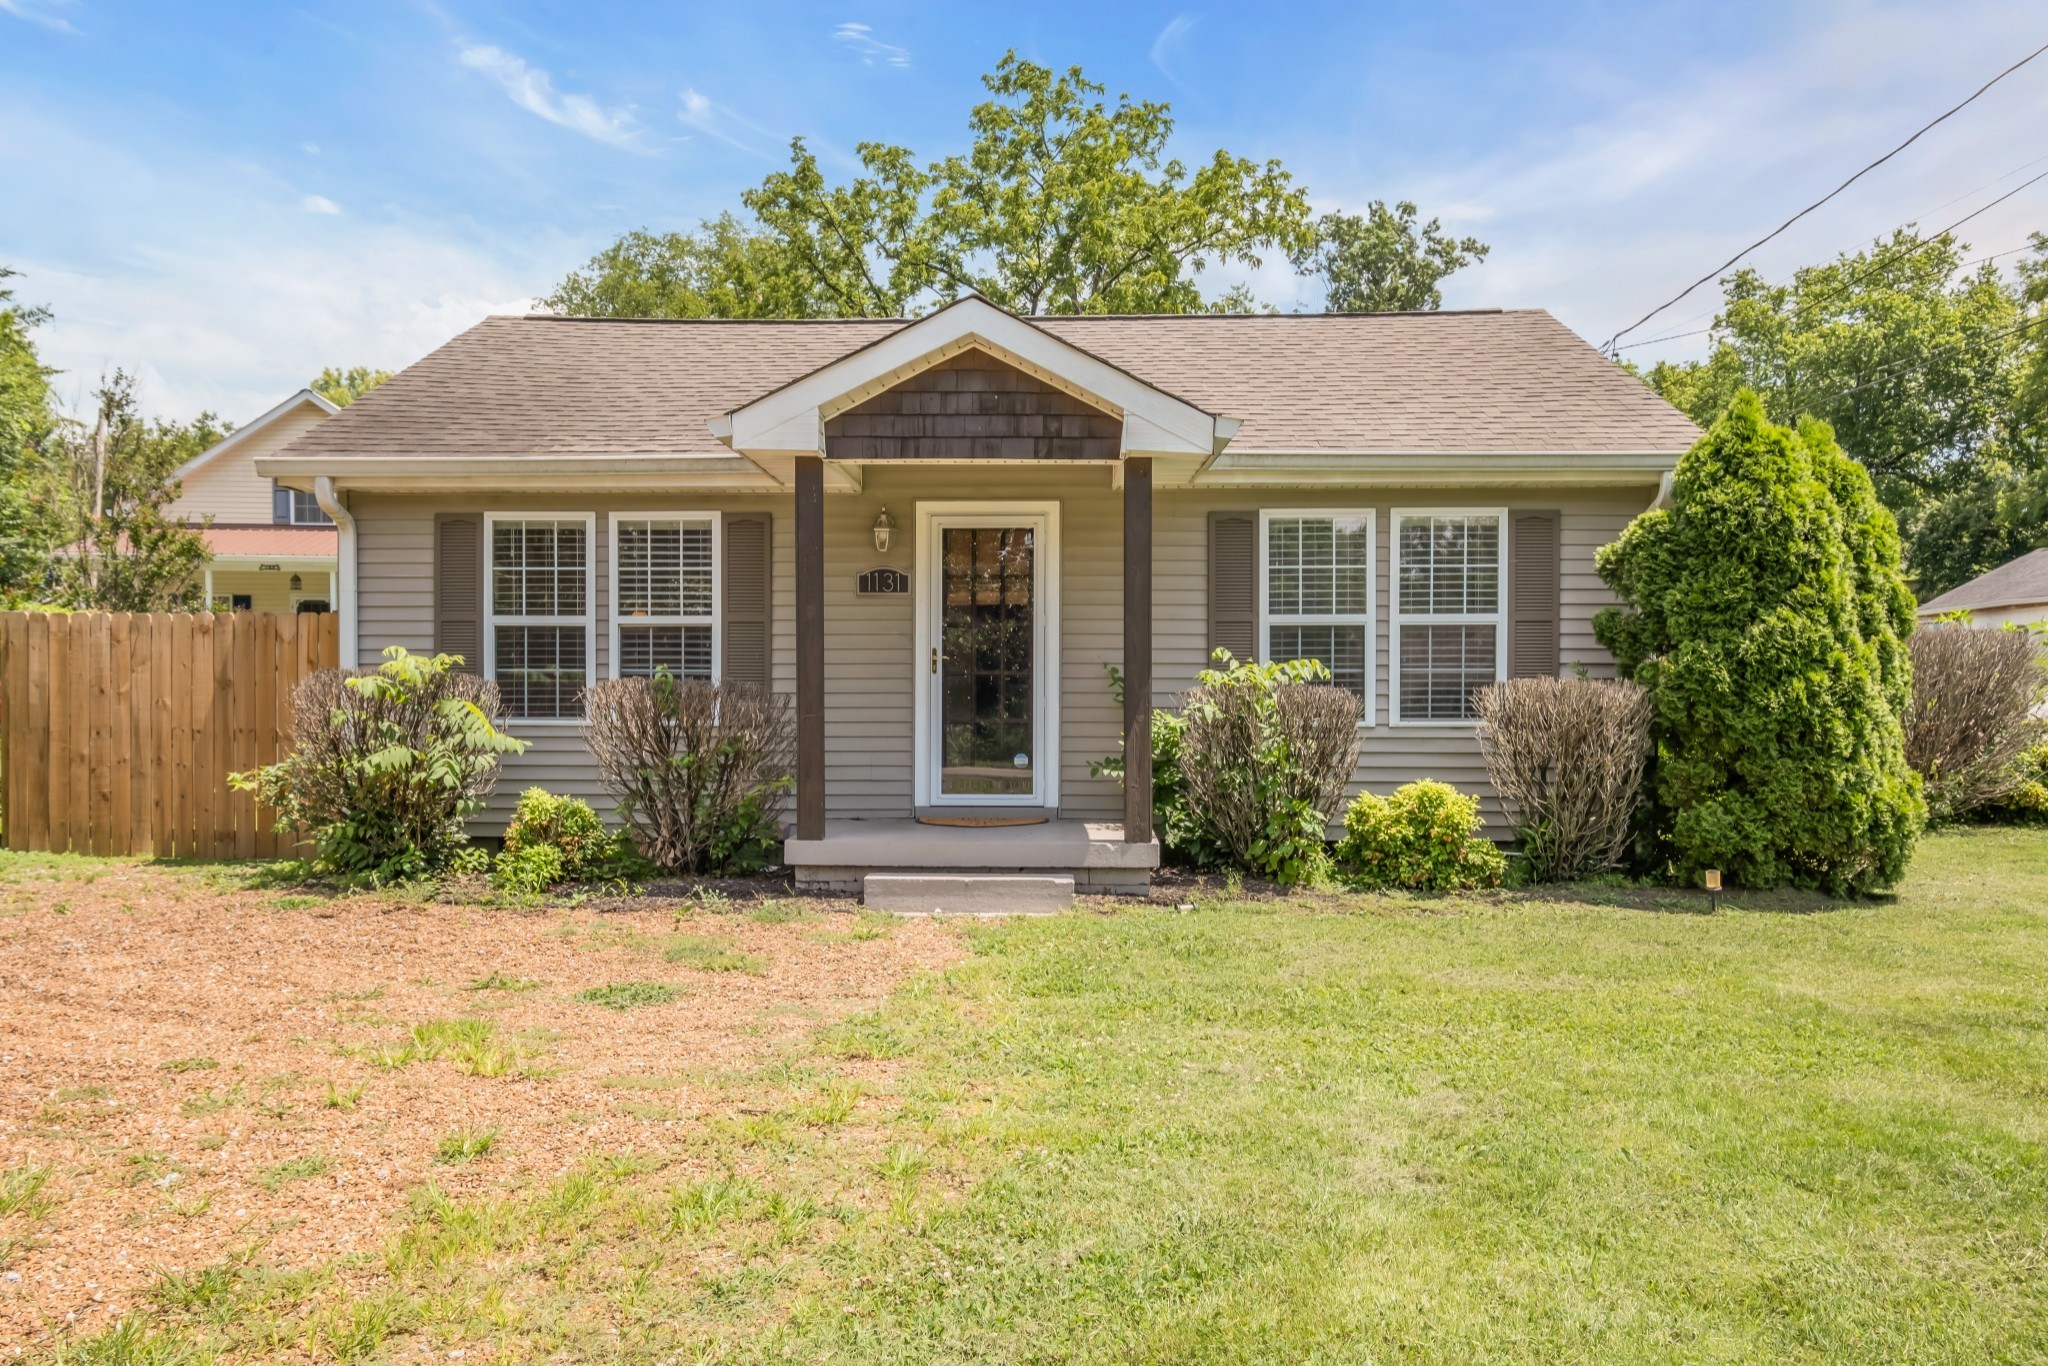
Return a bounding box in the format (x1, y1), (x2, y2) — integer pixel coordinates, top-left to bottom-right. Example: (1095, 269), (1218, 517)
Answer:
(313, 476), (356, 670)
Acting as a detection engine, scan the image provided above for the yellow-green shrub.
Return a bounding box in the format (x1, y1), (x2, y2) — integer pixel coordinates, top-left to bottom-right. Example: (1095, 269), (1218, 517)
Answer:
(1334, 781), (1504, 891)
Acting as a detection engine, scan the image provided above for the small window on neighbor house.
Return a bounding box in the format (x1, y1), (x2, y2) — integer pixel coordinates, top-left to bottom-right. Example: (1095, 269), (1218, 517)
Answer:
(611, 515), (718, 681)
(272, 483), (334, 526)
(1393, 511), (1505, 722)
(1261, 510), (1373, 711)
(487, 516), (593, 720)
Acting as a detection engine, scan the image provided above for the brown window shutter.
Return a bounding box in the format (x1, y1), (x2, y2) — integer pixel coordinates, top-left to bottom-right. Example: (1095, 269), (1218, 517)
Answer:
(1208, 511), (1257, 666)
(434, 514), (484, 675)
(1508, 510), (1561, 679)
(723, 513), (772, 687)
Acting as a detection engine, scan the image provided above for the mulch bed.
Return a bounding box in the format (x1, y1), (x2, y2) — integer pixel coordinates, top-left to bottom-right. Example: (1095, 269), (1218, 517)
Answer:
(0, 865), (963, 1346)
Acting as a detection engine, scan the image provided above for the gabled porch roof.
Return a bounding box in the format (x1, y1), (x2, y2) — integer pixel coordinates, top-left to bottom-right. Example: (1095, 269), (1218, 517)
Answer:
(711, 295), (1239, 490)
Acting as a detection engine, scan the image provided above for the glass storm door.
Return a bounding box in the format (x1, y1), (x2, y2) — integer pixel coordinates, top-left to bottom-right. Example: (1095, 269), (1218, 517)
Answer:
(936, 524), (1038, 801)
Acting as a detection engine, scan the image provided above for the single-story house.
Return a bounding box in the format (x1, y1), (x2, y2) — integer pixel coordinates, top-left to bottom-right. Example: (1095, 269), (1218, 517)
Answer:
(170, 388), (340, 613)
(257, 295), (1701, 894)
(1917, 548), (2048, 632)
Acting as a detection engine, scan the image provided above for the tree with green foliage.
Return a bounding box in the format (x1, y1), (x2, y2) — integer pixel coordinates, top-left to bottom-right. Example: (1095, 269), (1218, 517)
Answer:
(0, 268), (57, 593)
(45, 371), (218, 611)
(1906, 466), (2048, 598)
(1639, 230), (2039, 513)
(1292, 200), (1489, 312)
(552, 53), (1479, 320)
(1594, 391), (1923, 894)
(311, 365), (392, 407)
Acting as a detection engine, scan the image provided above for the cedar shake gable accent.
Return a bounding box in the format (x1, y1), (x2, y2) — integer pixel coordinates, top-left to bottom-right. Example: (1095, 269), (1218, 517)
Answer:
(823, 350), (1123, 461)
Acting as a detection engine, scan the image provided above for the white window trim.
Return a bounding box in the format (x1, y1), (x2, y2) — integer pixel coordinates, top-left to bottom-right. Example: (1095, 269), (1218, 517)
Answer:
(1389, 506), (1509, 726)
(1257, 508), (1376, 727)
(484, 511), (598, 727)
(607, 511), (723, 684)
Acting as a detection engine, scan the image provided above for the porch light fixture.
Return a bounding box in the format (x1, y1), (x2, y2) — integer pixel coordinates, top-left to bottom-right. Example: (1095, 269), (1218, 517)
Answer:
(289, 574), (303, 592)
(872, 507), (896, 554)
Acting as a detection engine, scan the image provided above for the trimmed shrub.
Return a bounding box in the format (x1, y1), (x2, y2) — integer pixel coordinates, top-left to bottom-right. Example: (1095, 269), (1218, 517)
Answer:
(1177, 652), (1363, 884)
(1903, 625), (2048, 823)
(232, 647), (525, 882)
(1594, 392), (1924, 894)
(1474, 677), (1652, 882)
(493, 787), (638, 889)
(582, 673), (792, 874)
(1334, 781), (1505, 891)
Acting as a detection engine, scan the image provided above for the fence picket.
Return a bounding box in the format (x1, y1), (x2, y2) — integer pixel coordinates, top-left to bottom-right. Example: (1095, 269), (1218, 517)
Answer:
(25, 613), (50, 854)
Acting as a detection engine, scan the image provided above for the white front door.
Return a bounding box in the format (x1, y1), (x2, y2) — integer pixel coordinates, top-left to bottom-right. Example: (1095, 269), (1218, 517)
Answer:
(913, 501), (1061, 809)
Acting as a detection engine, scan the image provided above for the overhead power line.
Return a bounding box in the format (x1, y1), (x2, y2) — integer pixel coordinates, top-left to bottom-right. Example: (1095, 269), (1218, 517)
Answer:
(1601, 37), (2048, 353)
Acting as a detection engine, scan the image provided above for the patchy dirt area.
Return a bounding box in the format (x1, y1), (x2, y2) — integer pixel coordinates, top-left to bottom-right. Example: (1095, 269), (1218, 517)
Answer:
(0, 861), (964, 1348)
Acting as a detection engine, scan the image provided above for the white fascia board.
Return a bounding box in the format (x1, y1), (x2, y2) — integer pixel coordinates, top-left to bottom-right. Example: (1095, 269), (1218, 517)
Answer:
(1193, 450), (1682, 488)
(728, 297), (1218, 458)
(175, 388), (339, 480)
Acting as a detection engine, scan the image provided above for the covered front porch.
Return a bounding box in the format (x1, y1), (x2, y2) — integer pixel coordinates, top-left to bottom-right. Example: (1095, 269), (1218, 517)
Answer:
(783, 817), (1159, 896)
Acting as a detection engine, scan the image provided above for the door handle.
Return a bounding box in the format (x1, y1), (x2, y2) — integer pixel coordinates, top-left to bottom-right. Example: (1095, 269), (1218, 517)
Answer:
(930, 647), (941, 675)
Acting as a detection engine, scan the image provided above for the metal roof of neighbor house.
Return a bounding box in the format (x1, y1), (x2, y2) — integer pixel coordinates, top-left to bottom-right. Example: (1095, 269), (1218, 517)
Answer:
(274, 308), (1704, 461)
(203, 526), (340, 560)
(1917, 547), (2048, 616)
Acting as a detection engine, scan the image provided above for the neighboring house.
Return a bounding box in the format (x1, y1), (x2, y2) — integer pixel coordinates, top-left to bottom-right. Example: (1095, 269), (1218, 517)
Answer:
(170, 389), (341, 613)
(1916, 548), (2048, 631)
(258, 295), (1701, 894)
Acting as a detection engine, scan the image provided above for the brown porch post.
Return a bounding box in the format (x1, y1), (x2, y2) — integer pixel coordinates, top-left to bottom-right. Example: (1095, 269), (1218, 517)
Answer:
(794, 456), (826, 840)
(1122, 457), (1154, 843)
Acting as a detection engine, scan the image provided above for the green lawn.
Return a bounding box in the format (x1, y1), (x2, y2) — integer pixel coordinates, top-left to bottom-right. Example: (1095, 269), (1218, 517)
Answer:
(56, 827), (2048, 1363)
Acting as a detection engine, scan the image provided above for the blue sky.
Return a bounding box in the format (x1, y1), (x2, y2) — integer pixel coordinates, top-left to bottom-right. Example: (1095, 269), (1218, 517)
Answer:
(2, 0), (2042, 422)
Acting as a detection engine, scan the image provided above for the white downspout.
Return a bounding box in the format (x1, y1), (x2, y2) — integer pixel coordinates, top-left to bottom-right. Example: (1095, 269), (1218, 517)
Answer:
(313, 476), (356, 668)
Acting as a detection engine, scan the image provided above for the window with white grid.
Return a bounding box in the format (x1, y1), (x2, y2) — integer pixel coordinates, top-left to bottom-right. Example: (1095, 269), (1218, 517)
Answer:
(486, 515), (593, 720)
(1393, 511), (1505, 722)
(610, 514), (718, 682)
(1260, 510), (1373, 714)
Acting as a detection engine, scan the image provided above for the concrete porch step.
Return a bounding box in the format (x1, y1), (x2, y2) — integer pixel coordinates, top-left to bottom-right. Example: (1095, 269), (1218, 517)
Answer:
(863, 873), (1075, 916)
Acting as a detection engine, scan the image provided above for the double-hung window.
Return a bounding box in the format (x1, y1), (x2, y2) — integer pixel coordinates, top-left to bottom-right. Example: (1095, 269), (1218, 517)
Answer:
(486, 514), (594, 720)
(1393, 510), (1506, 722)
(610, 514), (719, 681)
(271, 482), (333, 526)
(1260, 509), (1374, 715)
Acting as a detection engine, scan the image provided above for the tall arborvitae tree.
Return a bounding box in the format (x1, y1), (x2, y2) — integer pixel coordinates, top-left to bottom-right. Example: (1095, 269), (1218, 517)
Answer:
(0, 267), (57, 594)
(1595, 390), (1924, 894)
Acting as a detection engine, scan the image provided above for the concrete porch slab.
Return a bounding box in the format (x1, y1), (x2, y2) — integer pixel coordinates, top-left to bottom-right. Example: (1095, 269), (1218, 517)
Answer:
(784, 819), (1160, 872)
(863, 874), (1075, 916)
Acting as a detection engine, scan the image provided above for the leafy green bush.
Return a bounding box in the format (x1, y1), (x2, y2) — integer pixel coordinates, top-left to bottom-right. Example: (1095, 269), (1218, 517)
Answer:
(232, 647), (525, 883)
(491, 841), (564, 895)
(582, 673), (792, 874)
(1092, 701), (1225, 869)
(492, 787), (641, 890)
(1334, 780), (1505, 891)
(1982, 739), (2048, 826)
(1174, 652), (1362, 884)
(1594, 392), (1924, 894)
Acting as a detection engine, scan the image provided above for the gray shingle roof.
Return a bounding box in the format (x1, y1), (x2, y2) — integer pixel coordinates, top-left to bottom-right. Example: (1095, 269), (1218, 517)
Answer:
(280, 308), (1702, 460)
(1918, 548), (2048, 615)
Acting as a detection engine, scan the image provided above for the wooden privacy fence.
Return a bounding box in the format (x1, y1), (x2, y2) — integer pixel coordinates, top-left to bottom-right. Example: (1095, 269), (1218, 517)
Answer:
(0, 611), (340, 858)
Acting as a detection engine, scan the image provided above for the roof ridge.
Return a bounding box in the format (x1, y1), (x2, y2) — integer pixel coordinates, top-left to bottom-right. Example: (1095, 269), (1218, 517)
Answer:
(511, 308), (1526, 326)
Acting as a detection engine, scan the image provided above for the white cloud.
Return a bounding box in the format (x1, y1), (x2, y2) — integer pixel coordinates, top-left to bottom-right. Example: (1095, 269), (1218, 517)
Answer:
(677, 88), (778, 158)
(456, 42), (638, 149)
(3, 102), (561, 423)
(0, 0), (77, 34)
(1340, 0), (2048, 358)
(1149, 14), (1199, 88)
(301, 194), (341, 215)
(832, 21), (909, 69)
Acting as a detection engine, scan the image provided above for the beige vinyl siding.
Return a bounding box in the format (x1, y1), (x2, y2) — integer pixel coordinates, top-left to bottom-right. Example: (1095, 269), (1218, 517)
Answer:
(348, 476), (1652, 832)
(170, 403), (330, 524)
(207, 569), (330, 615)
(352, 491), (799, 826)
(1154, 485), (1656, 826)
